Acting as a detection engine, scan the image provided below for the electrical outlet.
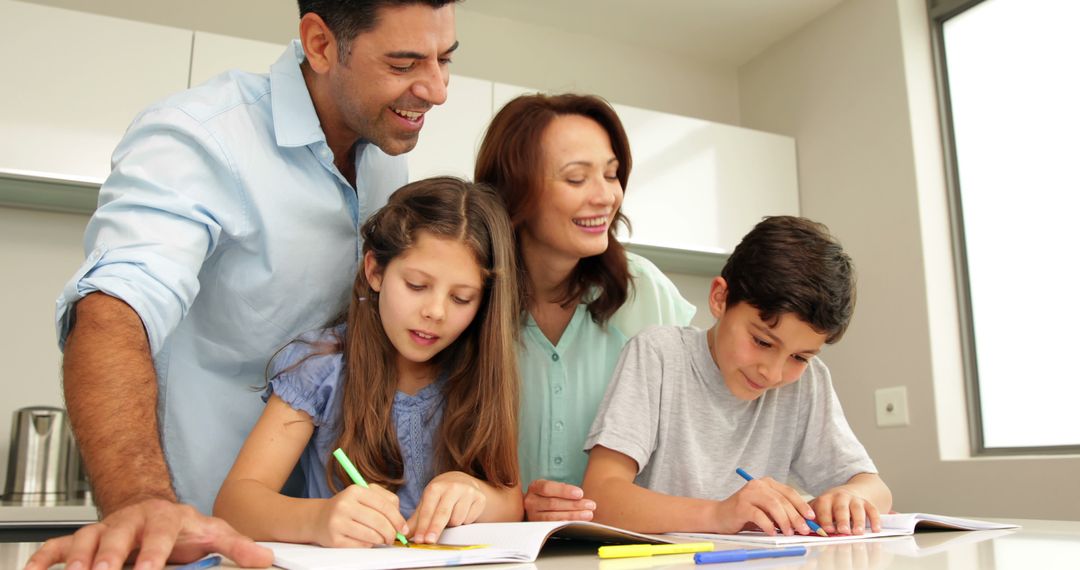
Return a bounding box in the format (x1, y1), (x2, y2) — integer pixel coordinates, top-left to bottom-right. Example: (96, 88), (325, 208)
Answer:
(875, 386), (910, 427)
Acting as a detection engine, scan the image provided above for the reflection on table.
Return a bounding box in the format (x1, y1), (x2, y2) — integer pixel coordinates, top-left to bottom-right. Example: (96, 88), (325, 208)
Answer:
(2, 519), (1078, 569)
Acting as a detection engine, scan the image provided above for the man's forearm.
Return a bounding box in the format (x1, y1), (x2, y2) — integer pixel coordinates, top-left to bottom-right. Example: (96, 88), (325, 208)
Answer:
(63, 292), (176, 514)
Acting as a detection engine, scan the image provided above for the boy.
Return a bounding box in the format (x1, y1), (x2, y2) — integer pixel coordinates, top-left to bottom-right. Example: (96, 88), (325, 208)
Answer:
(582, 216), (892, 537)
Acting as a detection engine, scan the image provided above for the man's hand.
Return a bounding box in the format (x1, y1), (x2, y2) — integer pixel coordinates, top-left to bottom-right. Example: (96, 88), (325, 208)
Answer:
(523, 479), (596, 522)
(23, 499), (273, 570)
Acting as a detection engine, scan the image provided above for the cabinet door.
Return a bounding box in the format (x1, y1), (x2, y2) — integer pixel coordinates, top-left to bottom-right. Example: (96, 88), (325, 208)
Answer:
(0, 1), (192, 182)
(614, 103), (799, 253)
(190, 31), (285, 87)
(407, 75), (493, 181)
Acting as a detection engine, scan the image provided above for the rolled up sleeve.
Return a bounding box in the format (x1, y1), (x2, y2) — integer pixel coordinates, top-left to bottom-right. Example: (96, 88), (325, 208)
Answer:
(55, 106), (245, 356)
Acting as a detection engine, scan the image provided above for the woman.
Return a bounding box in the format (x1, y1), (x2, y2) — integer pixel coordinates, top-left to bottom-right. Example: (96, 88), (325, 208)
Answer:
(475, 94), (696, 521)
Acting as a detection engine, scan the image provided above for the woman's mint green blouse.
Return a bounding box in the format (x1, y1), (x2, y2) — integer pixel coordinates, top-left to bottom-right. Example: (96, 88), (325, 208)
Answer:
(518, 252), (697, 486)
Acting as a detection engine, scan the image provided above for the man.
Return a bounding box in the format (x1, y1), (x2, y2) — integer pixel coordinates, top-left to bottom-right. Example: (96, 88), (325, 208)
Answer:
(26, 2), (459, 569)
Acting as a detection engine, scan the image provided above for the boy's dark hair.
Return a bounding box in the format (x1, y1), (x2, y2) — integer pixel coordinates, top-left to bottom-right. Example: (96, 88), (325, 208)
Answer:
(298, 0), (460, 62)
(721, 216), (855, 344)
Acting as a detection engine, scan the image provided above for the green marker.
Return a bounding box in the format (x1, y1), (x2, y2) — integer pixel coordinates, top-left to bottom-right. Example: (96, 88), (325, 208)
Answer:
(332, 447), (409, 546)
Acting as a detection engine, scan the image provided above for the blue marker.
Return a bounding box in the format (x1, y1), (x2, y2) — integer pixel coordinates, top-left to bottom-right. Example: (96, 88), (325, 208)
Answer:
(695, 546), (807, 565)
(736, 468), (828, 537)
(174, 555), (223, 570)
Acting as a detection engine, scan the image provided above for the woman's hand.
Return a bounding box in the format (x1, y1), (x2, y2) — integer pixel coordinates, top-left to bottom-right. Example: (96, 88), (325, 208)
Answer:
(523, 479), (596, 521)
(408, 472), (488, 543)
(312, 484), (408, 547)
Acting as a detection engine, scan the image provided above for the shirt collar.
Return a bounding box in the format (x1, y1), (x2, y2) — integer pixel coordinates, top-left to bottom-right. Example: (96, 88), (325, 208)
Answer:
(270, 40), (326, 148)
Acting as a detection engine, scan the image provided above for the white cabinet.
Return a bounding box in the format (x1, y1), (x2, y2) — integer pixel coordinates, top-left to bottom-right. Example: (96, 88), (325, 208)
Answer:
(189, 31), (285, 87)
(493, 82), (799, 254)
(407, 75), (493, 182)
(0, 0), (192, 182)
(612, 105), (798, 253)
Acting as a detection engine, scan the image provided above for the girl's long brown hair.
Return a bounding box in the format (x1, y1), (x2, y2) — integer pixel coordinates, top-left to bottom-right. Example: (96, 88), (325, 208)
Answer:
(327, 177), (520, 492)
(474, 93), (633, 324)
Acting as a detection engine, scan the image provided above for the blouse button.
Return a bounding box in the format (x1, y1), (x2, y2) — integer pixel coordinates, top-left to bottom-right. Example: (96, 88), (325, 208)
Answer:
(551, 353), (560, 362)
(553, 456), (564, 466)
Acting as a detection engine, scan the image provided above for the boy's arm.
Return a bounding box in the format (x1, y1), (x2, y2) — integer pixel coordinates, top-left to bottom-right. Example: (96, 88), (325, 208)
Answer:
(583, 446), (718, 533)
(583, 446), (815, 536)
(812, 473), (893, 535)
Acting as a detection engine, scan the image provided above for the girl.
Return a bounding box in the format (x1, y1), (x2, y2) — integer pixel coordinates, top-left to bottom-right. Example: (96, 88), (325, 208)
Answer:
(214, 177), (522, 547)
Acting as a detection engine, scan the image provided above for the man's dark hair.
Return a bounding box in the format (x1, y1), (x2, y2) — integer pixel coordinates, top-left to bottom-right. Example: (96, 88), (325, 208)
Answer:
(721, 216), (856, 344)
(298, 0), (460, 62)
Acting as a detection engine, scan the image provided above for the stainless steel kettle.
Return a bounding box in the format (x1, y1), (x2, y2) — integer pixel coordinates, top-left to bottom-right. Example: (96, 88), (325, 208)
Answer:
(1, 406), (81, 502)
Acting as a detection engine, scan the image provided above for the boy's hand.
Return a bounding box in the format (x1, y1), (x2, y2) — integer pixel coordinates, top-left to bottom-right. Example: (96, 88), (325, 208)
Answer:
(714, 477), (817, 536)
(408, 472), (486, 543)
(810, 486), (882, 535)
(523, 479), (596, 521)
(313, 484), (408, 547)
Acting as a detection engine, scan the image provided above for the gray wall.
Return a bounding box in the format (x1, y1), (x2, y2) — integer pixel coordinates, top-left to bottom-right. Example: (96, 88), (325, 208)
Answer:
(738, 0), (1080, 520)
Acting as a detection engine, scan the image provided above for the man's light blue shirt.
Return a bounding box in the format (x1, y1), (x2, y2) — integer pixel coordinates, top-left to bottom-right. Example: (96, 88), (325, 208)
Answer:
(55, 41), (407, 514)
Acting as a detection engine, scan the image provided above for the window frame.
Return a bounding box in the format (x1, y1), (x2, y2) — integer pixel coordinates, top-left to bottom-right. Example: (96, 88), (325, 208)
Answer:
(928, 0), (1080, 455)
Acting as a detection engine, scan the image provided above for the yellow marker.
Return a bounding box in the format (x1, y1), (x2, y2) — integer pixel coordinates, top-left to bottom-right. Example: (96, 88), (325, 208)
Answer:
(598, 542), (714, 559)
(398, 543), (489, 550)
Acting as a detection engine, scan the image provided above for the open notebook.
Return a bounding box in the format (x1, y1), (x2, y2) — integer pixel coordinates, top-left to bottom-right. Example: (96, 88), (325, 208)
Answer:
(668, 513), (1020, 546)
(263, 520), (673, 570)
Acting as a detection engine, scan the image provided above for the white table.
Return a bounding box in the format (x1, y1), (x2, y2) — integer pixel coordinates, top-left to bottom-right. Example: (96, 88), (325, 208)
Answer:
(3, 519), (1077, 569)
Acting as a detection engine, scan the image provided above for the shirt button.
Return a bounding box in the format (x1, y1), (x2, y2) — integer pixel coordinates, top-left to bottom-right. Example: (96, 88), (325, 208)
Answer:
(555, 421), (564, 431)
(553, 385), (563, 395)
(551, 353), (560, 361)
(553, 456), (563, 466)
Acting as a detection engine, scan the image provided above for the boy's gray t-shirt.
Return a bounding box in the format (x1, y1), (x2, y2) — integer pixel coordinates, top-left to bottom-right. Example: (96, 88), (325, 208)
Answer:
(584, 326), (877, 499)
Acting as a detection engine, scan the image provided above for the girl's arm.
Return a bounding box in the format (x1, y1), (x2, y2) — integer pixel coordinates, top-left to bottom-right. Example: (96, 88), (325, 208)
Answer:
(214, 395), (321, 542)
(582, 445), (817, 536)
(214, 395), (407, 546)
(408, 472), (524, 543)
(811, 472), (893, 535)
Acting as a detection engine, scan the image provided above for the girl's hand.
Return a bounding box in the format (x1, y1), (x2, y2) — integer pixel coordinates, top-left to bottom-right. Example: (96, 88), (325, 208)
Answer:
(312, 484), (408, 547)
(712, 477), (816, 536)
(810, 486), (882, 535)
(408, 472), (487, 543)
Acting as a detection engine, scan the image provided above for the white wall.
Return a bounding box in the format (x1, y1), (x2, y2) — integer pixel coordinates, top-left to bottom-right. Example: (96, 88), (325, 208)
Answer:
(738, 0), (1079, 520)
(19, 0), (742, 124)
(0, 206), (89, 486)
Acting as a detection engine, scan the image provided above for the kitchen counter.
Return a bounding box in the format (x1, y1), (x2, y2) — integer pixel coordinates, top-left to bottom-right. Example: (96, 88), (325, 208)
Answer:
(0, 496), (96, 542)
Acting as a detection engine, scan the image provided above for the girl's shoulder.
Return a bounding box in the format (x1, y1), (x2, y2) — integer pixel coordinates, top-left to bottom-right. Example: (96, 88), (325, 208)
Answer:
(266, 325), (347, 424)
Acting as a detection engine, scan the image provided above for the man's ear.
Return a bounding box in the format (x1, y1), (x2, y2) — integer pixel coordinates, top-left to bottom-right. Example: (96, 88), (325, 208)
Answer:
(299, 12), (338, 74)
(708, 277), (729, 319)
(363, 251), (383, 292)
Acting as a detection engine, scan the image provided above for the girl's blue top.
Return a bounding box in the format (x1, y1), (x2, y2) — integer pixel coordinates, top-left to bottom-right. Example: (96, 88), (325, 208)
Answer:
(264, 324), (445, 518)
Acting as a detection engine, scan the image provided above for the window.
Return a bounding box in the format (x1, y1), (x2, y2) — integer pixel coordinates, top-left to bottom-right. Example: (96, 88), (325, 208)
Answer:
(930, 0), (1080, 453)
